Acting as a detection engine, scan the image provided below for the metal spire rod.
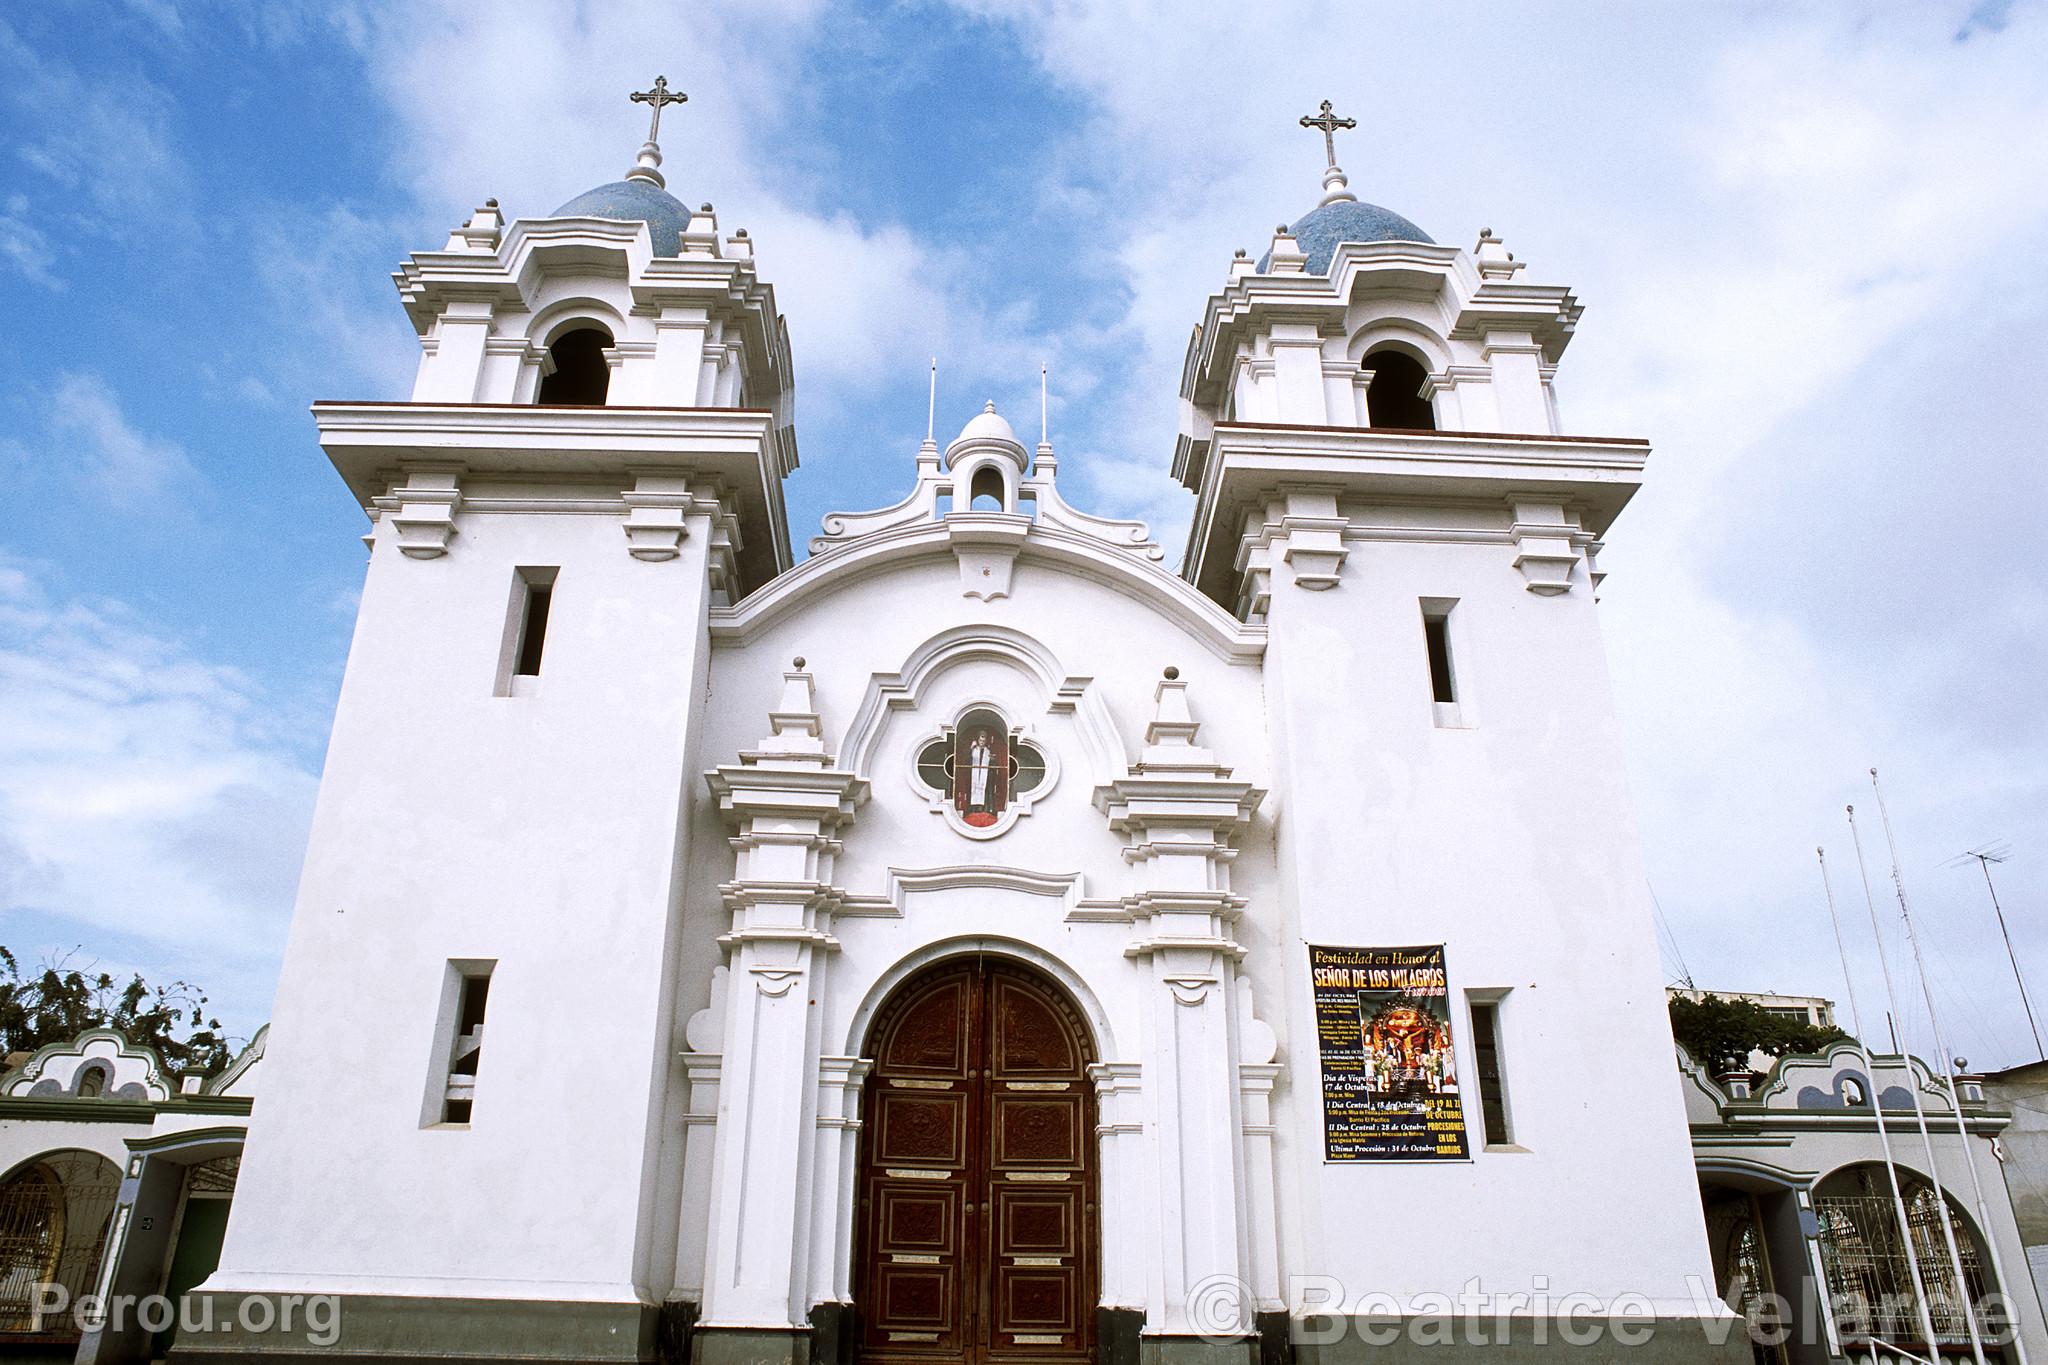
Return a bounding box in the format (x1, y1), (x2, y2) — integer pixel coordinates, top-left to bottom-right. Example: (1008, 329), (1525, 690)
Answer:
(926, 358), (937, 443)
(1818, 844), (1942, 1361)
(1039, 363), (1049, 448)
(1849, 804), (1986, 1365)
(1872, 771), (2025, 1365)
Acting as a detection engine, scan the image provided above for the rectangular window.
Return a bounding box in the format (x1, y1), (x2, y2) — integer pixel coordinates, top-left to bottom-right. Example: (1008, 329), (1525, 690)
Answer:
(1468, 994), (1513, 1148)
(515, 581), (552, 675)
(1420, 598), (1469, 726)
(428, 960), (494, 1126)
(1423, 607), (1456, 703)
(495, 568), (558, 695)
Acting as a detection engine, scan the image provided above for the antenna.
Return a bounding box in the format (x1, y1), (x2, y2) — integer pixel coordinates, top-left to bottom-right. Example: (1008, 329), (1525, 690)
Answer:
(926, 358), (937, 443)
(1947, 841), (2042, 1060)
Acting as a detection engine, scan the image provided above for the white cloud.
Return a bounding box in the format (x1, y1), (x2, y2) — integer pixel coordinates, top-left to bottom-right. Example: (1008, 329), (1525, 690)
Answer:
(0, 558), (319, 1026)
(330, 0), (1053, 410)
(957, 1), (2048, 1064)
(0, 193), (61, 290)
(44, 372), (200, 505)
(0, 18), (189, 226)
(247, 204), (422, 401)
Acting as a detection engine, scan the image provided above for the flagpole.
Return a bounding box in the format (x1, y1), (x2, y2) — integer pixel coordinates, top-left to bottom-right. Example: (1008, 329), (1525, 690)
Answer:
(1872, 770), (2024, 1365)
(1850, 803), (1987, 1365)
(1819, 844), (1942, 1359)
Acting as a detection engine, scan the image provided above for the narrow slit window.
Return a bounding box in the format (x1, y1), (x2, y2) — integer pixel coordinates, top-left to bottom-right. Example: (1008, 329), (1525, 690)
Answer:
(497, 567), (559, 695)
(1470, 998), (1511, 1147)
(1423, 606), (1456, 704)
(515, 582), (551, 676)
(440, 965), (492, 1125)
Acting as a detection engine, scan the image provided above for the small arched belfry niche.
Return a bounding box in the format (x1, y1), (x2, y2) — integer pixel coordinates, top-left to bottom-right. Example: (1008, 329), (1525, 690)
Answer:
(853, 954), (1100, 1365)
(1361, 345), (1435, 430)
(535, 320), (614, 406)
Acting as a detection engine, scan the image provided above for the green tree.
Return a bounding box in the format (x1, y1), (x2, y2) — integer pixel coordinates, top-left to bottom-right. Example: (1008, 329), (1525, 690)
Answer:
(1669, 993), (1850, 1073)
(0, 947), (232, 1080)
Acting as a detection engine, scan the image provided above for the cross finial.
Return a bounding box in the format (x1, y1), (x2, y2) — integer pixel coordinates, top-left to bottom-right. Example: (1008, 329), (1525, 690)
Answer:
(1298, 99), (1359, 206)
(1299, 100), (1355, 171)
(624, 76), (687, 188)
(631, 75), (688, 144)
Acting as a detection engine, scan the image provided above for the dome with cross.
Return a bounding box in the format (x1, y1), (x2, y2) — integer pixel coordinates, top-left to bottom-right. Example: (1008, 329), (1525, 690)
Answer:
(550, 179), (693, 257)
(549, 74), (693, 256)
(1258, 97), (1434, 274)
(1262, 200), (1435, 275)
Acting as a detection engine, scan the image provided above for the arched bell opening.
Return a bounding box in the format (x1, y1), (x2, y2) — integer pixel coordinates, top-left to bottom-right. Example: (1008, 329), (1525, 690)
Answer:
(853, 955), (1099, 1365)
(969, 465), (1005, 512)
(536, 324), (614, 406)
(1362, 347), (1435, 431)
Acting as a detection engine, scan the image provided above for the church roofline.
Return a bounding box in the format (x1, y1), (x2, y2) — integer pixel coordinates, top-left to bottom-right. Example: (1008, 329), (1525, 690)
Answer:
(709, 517), (1266, 665)
(1177, 422), (1648, 607)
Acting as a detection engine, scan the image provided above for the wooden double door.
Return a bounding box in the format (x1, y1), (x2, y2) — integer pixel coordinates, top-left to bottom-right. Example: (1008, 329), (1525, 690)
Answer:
(856, 958), (1097, 1365)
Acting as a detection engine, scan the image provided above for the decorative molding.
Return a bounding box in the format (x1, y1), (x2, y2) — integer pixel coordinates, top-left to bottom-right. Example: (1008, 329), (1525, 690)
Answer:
(839, 624), (1127, 789)
(713, 519), (1266, 665)
(880, 864), (1082, 915)
(947, 513), (1029, 600)
(901, 703), (1062, 840)
(3, 1028), (174, 1102)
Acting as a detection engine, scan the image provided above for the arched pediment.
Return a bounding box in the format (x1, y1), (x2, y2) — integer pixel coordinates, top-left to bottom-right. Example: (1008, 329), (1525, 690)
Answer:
(710, 519), (1266, 666)
(838, 623), (1126, 788)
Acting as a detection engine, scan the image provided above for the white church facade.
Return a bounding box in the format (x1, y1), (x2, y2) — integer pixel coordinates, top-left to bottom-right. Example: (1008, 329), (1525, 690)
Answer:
(164, 86), (1796, 1365)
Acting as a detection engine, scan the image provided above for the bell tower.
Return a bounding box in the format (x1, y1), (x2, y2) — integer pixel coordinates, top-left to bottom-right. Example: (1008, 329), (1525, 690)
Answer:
(193, 79), (801, 1361)
(1171, 105), (1737, 1355)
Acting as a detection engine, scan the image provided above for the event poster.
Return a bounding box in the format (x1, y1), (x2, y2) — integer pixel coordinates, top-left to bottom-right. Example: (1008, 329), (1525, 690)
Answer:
(1310, 944), (1469, 1161)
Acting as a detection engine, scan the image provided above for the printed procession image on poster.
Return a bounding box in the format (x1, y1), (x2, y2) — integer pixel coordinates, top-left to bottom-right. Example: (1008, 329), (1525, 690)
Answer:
(1309, 944), (1470, 1161)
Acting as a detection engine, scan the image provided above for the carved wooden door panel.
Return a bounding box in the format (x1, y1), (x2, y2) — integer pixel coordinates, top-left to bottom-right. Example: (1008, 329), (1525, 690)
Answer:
(857, 959), (1096, 1365)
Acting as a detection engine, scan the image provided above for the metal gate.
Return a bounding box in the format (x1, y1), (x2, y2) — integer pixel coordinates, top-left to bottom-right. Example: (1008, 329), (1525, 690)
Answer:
(1814, 1180), (1999, 1359)
(0, 1151), (123, 1339)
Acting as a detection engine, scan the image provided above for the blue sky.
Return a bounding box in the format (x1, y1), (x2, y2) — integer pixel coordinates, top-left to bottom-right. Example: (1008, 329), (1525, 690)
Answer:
(3, 1), (2045, 1068)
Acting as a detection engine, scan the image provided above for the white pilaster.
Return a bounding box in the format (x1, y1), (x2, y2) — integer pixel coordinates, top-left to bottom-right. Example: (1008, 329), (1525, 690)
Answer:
(700, 665), (869, 1328)
(1095, 673), (1267, 1340)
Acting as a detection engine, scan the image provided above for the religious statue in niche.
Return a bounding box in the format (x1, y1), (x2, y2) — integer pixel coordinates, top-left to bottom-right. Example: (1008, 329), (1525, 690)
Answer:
(916, 707), (1046, 830)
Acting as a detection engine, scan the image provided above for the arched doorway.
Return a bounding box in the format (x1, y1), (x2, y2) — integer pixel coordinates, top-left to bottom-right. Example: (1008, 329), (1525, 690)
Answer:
(1812, 1163), (2007, 1361)
(855, 956), (1097, 1365)
(0, 1150), (121, 1341)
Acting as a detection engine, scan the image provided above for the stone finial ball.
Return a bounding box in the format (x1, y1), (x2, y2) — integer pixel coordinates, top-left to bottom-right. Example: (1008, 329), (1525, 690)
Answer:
(793, 656), (806, 669)
(1164, 666), (1180, 680)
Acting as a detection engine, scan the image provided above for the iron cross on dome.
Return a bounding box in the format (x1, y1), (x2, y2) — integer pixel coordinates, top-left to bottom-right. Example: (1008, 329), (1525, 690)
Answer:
(630, 75), (688, 142)
(1299, 99), (1356, 170)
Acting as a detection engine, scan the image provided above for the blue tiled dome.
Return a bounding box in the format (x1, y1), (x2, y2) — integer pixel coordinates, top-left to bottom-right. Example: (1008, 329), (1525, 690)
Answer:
(1259, 199), (1434, 274)
(549, 179), (691, 256)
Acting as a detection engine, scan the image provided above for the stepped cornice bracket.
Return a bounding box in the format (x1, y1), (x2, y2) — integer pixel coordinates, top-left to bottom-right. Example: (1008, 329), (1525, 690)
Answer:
(1508, 498), (1585, 595)
(620, 471), (692, 560)
(382, 463), (464, 559)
